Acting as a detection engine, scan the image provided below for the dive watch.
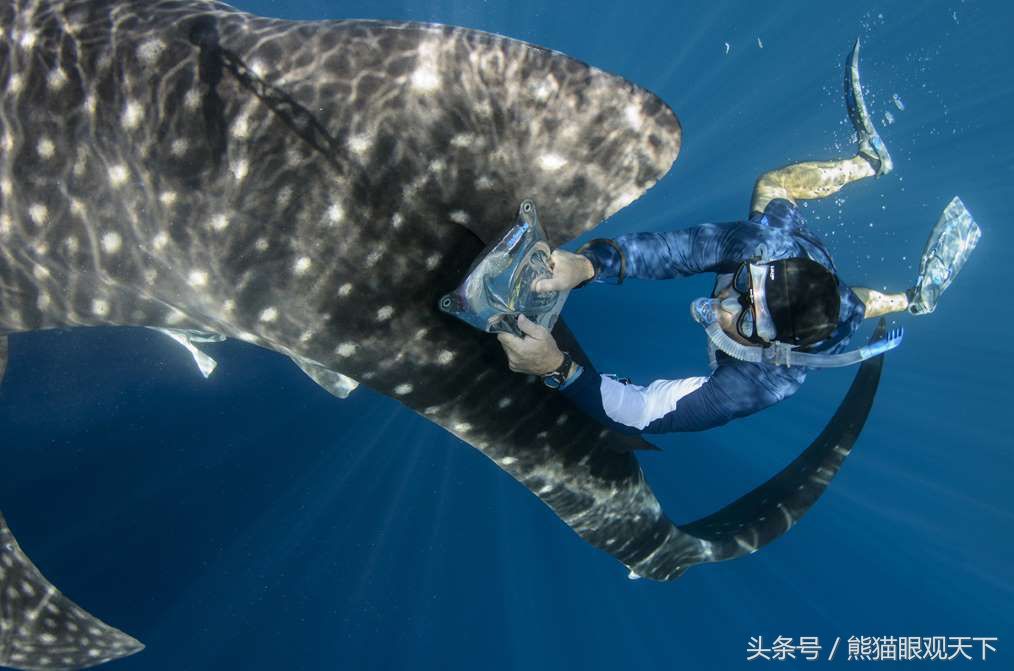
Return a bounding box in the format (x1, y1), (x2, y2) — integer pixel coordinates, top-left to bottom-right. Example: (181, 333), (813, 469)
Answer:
(542, 351), (573, 390)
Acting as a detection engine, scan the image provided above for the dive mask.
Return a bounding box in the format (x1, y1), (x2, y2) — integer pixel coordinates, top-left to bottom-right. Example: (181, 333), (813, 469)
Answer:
(727, 262), (779, 342)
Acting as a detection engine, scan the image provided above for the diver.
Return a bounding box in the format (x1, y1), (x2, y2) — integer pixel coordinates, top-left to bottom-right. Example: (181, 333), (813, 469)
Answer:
(496, 39), (980, 434)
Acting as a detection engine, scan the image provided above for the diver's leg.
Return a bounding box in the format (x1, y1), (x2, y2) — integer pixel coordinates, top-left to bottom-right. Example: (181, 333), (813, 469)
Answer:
(853, 287), (909, 319)
(752, 39), (893, 215)
(750, 155), (875, 214)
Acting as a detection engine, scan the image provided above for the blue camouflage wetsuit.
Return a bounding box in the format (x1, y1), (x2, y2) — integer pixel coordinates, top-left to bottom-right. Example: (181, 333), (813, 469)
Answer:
(560, 198), (866, 434)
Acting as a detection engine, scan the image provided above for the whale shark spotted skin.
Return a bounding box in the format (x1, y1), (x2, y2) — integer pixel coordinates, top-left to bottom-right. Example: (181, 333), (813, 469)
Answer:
(0, 1), (886, 669)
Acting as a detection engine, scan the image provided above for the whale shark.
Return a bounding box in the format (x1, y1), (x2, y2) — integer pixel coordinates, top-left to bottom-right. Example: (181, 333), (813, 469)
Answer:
(0, 1), (888, 668)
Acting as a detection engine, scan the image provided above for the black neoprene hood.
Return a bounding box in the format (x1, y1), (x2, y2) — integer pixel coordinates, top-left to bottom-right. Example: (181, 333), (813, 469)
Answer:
(764, 258), (841, 348)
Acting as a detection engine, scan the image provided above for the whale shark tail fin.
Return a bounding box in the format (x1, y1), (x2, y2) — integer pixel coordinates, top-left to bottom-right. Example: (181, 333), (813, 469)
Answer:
(0, 512), (144, 671)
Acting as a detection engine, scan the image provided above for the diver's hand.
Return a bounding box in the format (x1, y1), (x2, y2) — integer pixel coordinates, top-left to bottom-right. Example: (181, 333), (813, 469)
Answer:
(497, 315), (564, 375)
(532, 250), (594, 293)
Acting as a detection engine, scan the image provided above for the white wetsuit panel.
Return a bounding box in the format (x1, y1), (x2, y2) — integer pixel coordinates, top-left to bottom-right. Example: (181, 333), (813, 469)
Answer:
(599, 375), (709, 430)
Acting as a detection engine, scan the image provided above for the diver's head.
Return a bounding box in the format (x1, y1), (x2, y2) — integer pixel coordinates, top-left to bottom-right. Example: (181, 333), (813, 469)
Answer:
(712, 258), (840, 349)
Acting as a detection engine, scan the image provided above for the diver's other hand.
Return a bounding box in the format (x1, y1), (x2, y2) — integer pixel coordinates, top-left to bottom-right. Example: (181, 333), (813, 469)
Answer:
(532, 250), (594, 293)
(497, 315), (564, 375)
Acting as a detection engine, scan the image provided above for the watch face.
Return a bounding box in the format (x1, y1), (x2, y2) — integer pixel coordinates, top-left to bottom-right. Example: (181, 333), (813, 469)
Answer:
(542, 351), (571, 389)
(542, 372), (564, 389)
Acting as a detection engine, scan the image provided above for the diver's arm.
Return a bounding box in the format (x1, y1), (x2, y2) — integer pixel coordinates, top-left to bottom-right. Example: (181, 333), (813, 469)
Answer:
(559, 366), (709, 436)
(853, 287), (910, 319)
(556, 364), (642, 436)
(640, 362), (801, 433)
(560, 361), (798, 434)
(576, 223), (746, 284)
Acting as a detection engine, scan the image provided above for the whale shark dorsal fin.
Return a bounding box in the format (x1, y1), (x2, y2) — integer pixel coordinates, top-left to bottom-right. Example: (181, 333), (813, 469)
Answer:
(0, 512), (144, 669)
(290, 355), (359, 399)
(150, 328), (225, 379)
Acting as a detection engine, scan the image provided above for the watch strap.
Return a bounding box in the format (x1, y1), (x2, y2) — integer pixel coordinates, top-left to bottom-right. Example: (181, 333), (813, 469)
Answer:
(542, 351), (573, 389)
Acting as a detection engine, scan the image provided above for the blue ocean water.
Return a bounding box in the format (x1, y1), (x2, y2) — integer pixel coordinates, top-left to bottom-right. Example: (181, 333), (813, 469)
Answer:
(2, 1), (1011, 669)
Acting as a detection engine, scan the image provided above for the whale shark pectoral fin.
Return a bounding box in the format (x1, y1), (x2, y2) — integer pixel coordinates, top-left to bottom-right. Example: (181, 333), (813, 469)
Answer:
(0, 335), (7, 388)
(0, 512), (144, 670)
(675, 319), (888, 565)
(422, 317), (694, 580)
(469, 422), (702, 582)
(149, 328), (224, 379)
(290, 355), (359, 399)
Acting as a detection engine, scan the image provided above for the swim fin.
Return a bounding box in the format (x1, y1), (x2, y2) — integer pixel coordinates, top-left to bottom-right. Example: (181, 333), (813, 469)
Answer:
(907, 196), (981, 315)
(845, 37), (893, 176)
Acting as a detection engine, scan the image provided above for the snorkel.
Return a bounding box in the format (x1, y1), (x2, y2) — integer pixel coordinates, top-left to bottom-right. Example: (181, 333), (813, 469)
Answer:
(692, 298), (769, 364)
(690, 294), (904, 369)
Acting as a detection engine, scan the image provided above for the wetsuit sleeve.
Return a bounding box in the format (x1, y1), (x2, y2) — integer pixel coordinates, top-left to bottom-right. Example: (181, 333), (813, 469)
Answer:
(561, 359), (805, 434)
(643, 361), (804, 432)
(577, 223), (749, 284)
(558, 363), (643, 436)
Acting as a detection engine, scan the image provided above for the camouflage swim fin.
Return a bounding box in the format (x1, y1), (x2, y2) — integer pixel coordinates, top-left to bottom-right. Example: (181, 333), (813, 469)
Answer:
(908, 197), (981, 315)
(845, 37), (893, 176)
